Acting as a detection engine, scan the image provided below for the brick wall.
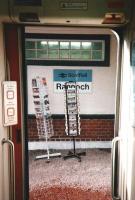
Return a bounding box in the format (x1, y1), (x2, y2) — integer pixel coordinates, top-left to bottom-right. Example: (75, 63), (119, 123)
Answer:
(27, 115), (114, 141)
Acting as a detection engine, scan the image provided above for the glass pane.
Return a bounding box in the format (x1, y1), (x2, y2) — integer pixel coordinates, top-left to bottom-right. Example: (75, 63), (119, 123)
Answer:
(92, 51), (103, 60)
(92, 42), (103, 50)
(60, 50), (69, 59)
(71, 42), (81, 49)
(25, 41), (35, 49)
(25, 50), (36, 59)
(48, 41), (59, 49)
(37, 50), (47, 59)
(48, 50), (59, 59)
(81, 50), (91, 60)
(60, 42), (69, 49)
(82, 42), (92, 50)
(70, 50), (81, 59)
(37, 41), (47, 49)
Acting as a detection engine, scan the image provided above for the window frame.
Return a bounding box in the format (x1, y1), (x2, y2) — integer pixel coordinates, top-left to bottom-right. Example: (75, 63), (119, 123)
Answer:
(25, 33), (110, 66)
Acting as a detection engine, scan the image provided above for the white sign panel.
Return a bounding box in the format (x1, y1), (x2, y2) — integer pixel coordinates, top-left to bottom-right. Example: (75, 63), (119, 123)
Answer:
(53, 69), (92, 93)
(54, 81), (92, 93)
(3, 81), (18, 126)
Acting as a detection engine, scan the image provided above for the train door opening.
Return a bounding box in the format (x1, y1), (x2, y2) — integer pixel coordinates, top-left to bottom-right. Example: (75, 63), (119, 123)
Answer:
(23, 26), (120, 200)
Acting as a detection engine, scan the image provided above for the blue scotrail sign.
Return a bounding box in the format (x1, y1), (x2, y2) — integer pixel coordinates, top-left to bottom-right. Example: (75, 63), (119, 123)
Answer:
(53, 69), (92, 82)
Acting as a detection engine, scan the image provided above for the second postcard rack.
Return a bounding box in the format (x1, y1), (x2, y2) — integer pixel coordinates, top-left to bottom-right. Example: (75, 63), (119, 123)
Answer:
(64, 82), (86, 162)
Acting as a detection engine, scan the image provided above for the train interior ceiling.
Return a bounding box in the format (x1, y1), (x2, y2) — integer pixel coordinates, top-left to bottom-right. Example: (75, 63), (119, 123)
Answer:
(0, 0), (135, 200)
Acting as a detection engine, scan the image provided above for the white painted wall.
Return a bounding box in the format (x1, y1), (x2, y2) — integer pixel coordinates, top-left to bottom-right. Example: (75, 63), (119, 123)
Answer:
(29, 141), (112, 150)
(0, 24), (10, 200)
(26, 29), (117, 115)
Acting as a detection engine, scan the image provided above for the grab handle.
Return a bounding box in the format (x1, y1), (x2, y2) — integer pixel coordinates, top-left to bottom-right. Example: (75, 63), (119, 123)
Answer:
(2, 138), (15, 200)
(112, 137), (121, 200)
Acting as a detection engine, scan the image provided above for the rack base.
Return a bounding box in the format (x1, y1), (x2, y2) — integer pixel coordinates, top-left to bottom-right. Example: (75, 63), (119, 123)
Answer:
(63, 151), (86, 162)
(35, 152), (61, 162)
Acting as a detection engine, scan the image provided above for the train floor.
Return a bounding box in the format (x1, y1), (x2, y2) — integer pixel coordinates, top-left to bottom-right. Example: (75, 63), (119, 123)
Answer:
(29, 148), (111, 200)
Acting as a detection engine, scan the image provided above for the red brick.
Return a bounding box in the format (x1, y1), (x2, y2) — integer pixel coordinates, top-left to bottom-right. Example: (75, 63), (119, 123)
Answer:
(27, 118), (114, 142)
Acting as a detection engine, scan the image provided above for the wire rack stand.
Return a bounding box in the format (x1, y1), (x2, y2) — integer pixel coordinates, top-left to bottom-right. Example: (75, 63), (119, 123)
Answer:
(32, 77), (61, 162)
(63, 82), (86, 162)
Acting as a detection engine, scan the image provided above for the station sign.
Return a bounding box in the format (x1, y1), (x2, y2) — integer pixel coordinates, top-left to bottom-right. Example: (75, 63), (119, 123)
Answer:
(53, 69), (92, 93)
(2, 81), (18, 126)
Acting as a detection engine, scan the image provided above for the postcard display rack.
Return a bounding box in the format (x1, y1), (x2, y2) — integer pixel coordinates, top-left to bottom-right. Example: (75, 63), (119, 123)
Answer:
(64, 82), (86, 162)
(32, 77), (61, 162)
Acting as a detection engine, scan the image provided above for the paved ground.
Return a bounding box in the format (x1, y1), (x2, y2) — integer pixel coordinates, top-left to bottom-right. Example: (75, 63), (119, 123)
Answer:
(29, 149), (111, 200)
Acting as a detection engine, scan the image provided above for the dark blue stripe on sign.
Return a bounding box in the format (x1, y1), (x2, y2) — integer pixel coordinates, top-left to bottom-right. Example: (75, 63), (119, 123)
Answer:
(53, 69), (92, 82)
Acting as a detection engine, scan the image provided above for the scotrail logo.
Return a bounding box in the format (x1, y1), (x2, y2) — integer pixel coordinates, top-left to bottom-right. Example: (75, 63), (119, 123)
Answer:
(59, 73), (67, 78)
